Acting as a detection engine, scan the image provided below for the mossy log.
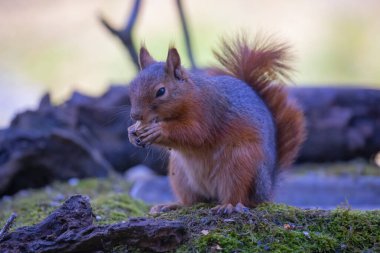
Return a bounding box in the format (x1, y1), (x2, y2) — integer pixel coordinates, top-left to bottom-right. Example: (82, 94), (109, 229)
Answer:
(1, 177), (380, 252)
(0, 195), (187, 253)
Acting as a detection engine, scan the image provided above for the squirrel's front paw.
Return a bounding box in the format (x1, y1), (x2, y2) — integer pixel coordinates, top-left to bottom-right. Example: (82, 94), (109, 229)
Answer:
(128, 123), (145, 148)
(137, 122), (163, 147)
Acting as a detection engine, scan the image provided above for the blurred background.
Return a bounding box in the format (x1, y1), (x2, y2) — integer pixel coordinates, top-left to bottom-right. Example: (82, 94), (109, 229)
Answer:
(0, 0), (380, 216)
(1, 0), (380, 126)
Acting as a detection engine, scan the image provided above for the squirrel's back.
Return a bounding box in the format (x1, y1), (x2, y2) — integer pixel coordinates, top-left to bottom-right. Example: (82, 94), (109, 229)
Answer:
(206, 74), (276, 162)
(191, 72), (274, 132)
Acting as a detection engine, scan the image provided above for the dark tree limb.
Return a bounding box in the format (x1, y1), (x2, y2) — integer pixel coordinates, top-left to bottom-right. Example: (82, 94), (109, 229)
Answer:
(176, 0), (196, 69)
(0, 195), (187, 253)
(99, 0), (142, 70)
(101, 0), (197, 69)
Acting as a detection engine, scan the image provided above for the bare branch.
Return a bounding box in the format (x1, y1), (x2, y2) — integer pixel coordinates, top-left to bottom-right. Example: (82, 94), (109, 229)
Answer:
(0, 213), (17, 241)
(176, 0), (196, 69)
(99, 0), (142, 70)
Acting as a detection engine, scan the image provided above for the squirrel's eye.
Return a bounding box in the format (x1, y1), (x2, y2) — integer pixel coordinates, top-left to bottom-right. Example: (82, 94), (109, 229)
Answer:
(156, 87), (166, 97)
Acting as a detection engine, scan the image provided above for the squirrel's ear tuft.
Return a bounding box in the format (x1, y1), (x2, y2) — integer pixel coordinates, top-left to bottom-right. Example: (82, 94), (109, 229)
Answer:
(166, 47), (184, 80)
(139, 46), (155, 70)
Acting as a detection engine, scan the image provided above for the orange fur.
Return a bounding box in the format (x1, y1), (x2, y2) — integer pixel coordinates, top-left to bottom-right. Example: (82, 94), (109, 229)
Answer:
(152, 84), (263, 206)
(212, 35), (306, 168)
(167, 118), (263, 207)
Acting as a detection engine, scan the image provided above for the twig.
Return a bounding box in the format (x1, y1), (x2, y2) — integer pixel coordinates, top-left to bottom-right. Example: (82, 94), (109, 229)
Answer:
(175, 0), (196, 69)
(0, 213), (17, 241)
(99, 0), (142, 70)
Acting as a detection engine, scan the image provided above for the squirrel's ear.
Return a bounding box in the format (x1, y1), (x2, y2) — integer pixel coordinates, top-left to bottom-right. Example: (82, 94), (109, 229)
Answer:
(139, 47), (156, 70)
(166, 47), (185, 80)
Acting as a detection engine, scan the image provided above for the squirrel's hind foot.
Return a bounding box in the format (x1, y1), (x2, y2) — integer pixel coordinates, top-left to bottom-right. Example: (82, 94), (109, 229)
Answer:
(211, 203), (250, 215)
(149, 203), (182, 215)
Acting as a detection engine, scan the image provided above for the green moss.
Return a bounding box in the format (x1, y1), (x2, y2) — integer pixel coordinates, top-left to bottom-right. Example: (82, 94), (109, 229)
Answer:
(0, 177), (148, 229)
(154, 203), (380, 252)
(92, 193), (148, 225)
(1, 179), (380, 252)
(324, 209), (380, 251)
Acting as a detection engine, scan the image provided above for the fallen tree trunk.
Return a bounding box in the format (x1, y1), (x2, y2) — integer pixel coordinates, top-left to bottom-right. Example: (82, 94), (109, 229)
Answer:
(290, 87), (380, 162)
(0, 195), (187, 253)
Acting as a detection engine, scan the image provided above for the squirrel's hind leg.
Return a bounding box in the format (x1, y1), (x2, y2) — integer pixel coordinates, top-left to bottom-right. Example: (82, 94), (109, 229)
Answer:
(212, 142), (264, 212)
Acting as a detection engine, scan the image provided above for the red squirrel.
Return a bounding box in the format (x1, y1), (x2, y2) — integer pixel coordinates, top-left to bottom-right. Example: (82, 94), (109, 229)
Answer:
(127, 35), (306, 214)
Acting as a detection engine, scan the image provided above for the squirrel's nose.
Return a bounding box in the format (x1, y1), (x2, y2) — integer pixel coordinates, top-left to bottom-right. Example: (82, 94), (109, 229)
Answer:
(130, 111), (143, 121)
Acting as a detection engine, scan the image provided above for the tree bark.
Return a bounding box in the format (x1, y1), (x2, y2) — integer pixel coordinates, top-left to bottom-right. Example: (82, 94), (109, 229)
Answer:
(0, 195), (187, 253)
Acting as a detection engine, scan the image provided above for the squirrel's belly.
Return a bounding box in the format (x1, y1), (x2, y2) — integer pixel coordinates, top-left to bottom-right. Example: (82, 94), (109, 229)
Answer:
(171, 150), (219, 199)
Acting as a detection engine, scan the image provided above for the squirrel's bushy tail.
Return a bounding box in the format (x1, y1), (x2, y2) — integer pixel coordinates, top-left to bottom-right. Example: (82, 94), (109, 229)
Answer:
(212, 34), (306, 168)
